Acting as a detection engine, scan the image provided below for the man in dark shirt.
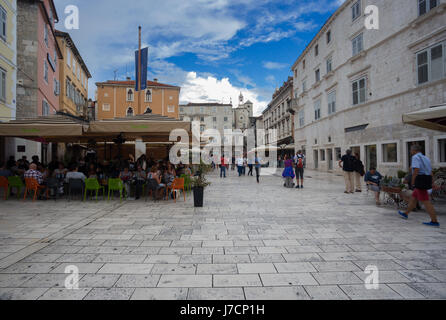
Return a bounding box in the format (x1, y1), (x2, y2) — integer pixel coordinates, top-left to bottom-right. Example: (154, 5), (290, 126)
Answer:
(339, 149), (355, 194)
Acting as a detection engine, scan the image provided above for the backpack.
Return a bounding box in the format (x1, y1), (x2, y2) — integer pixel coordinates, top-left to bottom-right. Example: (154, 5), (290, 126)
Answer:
(297, 156), (304, 168)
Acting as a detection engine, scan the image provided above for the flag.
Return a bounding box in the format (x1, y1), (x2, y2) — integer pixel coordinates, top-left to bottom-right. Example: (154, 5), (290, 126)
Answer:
(135, 47), (148, 91)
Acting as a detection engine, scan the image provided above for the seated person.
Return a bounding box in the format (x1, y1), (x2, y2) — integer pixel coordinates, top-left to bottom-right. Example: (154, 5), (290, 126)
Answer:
(53, 162), (67, 195)
(0, 162), (12, 177)
(364, 167), (383, 205)
(183, 164), (192, 176)
(88, 170), (98, 179)
(119, 167), (133, 198)
(65, 165), (87, 183)
(147, 166), (165, 199)
(24, 164), (46, 199)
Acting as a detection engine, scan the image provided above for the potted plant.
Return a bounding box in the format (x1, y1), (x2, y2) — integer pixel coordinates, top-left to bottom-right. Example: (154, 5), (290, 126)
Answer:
(191, 162), (211, 207)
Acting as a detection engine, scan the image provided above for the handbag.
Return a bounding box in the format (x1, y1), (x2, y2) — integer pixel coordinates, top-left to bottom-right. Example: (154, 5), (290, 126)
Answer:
(415, 175), (432, 190)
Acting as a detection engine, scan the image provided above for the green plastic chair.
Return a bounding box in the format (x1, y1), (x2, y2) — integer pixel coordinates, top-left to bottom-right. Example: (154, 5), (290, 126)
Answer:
(180, 174), (192, 192)
(84, 178), (105, 201)
(108, 178), (124, 201)
(8, 176), (25, 199)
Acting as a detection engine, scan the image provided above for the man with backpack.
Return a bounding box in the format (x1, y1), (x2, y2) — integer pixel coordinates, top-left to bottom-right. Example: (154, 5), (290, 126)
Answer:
(294, 150), (305, 189)
(339, 149), (355, 194)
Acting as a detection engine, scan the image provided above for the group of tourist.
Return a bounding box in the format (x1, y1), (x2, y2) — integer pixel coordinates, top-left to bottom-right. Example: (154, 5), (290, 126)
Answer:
(340, 145), (439, 227)
(0, 154), (194, 201)
(214, 153), (262, 183)
(282, 150), (306, 189)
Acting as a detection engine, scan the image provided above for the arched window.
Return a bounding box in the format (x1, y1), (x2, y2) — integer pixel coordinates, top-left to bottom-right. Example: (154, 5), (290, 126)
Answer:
(144, 107), (152, 114)
(145, 89), (152, 102)
(127, 89), (134, 101)
(126, 107), (134, 117)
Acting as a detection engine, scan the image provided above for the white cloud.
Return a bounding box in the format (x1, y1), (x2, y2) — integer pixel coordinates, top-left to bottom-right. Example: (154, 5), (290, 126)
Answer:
(180, 72), (268, 116)
(263, 61), (287, 70)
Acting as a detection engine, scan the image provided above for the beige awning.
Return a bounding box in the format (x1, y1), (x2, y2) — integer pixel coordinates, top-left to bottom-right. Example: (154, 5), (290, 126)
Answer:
(403, 105), (446, 132)
(0, 115), (86, 140)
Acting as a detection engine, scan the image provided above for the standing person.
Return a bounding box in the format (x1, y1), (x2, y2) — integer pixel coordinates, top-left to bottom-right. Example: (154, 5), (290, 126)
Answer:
(254, 154), (261, 184)
(339, 149), (355, 194)
(398, 145), (440, 227)
(282, 155), (295, 188)
(220, 155), (227, 178)
(231, 156), (235, 171)
(134, 165), (146, 200)
(353, 153), (365, 193)
(236, 156), (244, 177)
(294, 150), (305, 189)
(242, 154), (247, 176)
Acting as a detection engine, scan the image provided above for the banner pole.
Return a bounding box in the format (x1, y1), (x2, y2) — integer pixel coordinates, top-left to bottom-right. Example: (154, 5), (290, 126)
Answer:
(138, 26), (142, 115)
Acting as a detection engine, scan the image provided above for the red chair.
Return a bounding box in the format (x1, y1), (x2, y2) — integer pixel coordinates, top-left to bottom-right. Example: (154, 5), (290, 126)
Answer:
(0, 176), (8, 200)
(24, 178), (47, 202)
(166, 178), (185, 202)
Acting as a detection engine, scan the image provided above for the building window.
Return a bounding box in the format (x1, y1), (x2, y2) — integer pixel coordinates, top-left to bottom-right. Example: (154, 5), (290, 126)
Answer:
(127, 89), (134, 101)
(302, 80), (307, 93)
(44, 25), (48, 47)
(213, 117), (217, 122)
(200, 125), (205, 132)
(335, 148), (342, 161)
(418, 0), (438, 16)
(352, 77), (366, 105)
(438, 139), (446, 163)
(180, 107), (184, 113)
(302, 60), (306, 69)
(145, 89), (152, 102)
(104, 93), (108, 97)
(53, 78), (59, 96)
(314, 100), (321, 120)
(315, 69), (321, 82)
(126, 107), (134, 117)
(200, 117), (205, 122)
(299, 110), (305, 127)
(417, 42), (445, 85)
(168, 105), (175, 113)
(224, 117), (228, 122)
(328, 90), (336, 115)
(44, 60), (49, 83)
(42, 100), (50, 116)
(320, 150), (326, 161)
(102, 104), (110, 112)
(326, 57), (333, 73)
(352, 33), (363, 56)
(315, 44), (319, 56)
(352, 0), (361, 21)
(0, 68), (5, 102)
(382, 143), (398, 163)
(54, 49), (57, 67)
(0, 5), (7, 41)
(66, 48), (71, 67)
(326, 30), (331, 44)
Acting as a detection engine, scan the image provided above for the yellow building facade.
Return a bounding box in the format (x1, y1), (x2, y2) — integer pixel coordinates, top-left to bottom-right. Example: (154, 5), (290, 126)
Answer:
(0, 0), (16, 122)
(95, 79), (180, 120)
(55, 30), (91, 116)
(0, 0), (16, 160)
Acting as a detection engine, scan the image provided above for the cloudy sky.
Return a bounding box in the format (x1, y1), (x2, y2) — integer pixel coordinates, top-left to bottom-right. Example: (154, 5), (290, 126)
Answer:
(54, 0), (345, 115)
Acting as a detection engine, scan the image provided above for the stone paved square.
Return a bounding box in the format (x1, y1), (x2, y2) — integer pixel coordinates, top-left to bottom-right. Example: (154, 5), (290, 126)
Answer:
(0, 171), (445, 300)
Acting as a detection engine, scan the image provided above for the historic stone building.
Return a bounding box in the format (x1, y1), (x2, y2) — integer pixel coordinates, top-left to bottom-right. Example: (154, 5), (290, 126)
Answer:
(233, 92), (253, 131)
(292, 0), (446, 174)
(179, 102), (233, 145)
(263, 76), (294, 155)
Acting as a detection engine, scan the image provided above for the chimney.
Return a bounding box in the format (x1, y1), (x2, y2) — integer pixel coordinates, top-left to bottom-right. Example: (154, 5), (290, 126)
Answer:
(153, 78), (158, 82)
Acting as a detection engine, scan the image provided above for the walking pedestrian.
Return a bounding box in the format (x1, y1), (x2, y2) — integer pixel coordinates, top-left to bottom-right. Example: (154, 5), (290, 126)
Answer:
(398, 145), (440, 227)
(282, 155), (295, 188)
(339, 149), (355, 194)
(220, 156), (227, 178)
(236, 156), (244, 177)
(248, 156), (254, 176)
(294, 150), (305, 189)
(353, 153), (365, 192)
(255, 154), (261, 183)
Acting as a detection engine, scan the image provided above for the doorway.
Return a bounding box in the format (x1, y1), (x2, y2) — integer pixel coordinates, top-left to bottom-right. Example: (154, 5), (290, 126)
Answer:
(365, 145), (377, 171)
(327, 149), (333, 170)
(407, 141), (426, 169)
(314, 150), (319, 169)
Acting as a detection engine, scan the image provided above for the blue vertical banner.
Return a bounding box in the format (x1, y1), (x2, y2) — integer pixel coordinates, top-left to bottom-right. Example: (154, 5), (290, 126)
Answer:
(135, 47), (148, 91)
